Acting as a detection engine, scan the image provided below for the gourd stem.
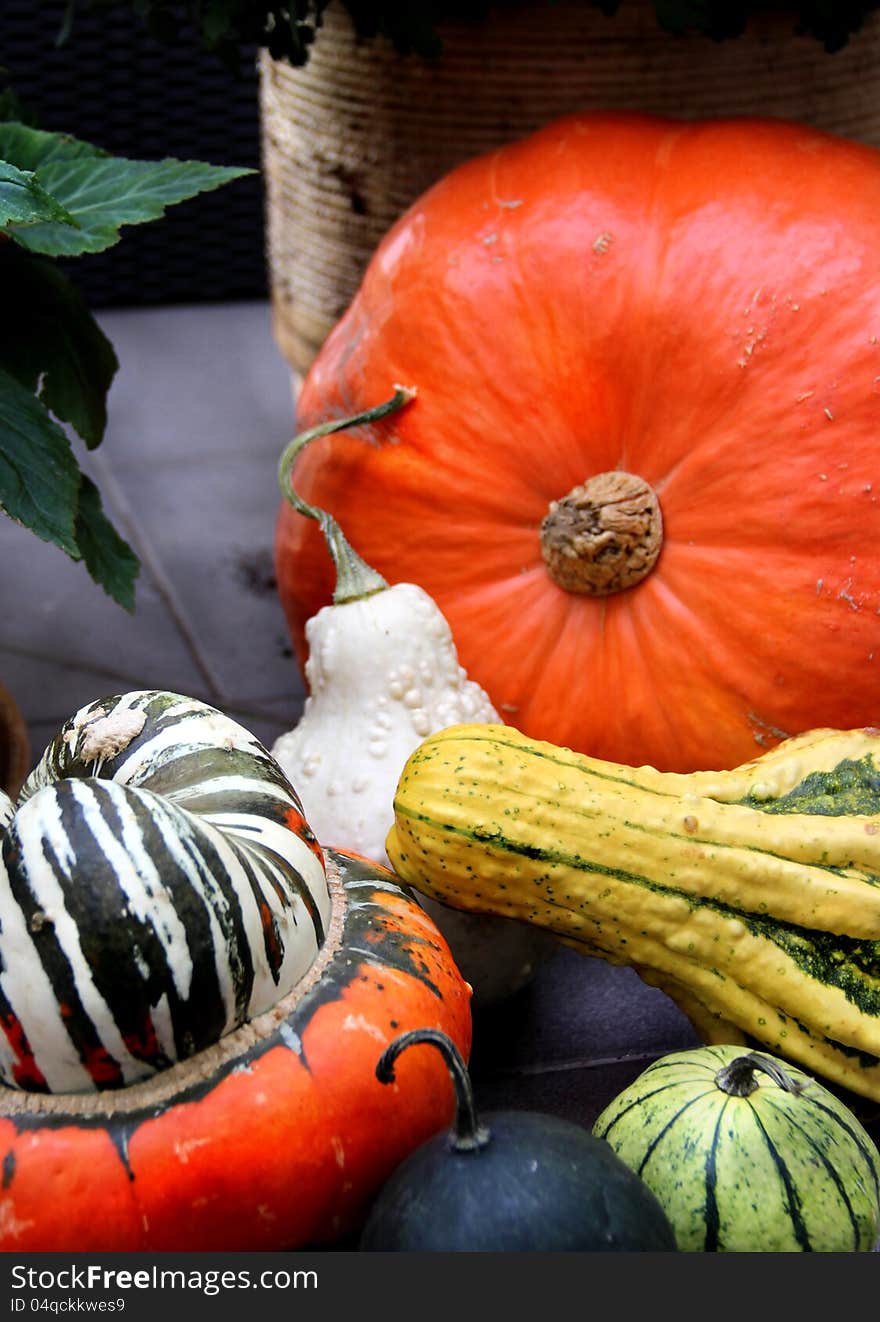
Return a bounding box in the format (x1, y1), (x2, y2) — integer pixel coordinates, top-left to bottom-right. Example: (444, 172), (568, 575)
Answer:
(277, 385), (416, 605)
(375, 1028), (491, 1153)
(714, 1051), (806, 1099)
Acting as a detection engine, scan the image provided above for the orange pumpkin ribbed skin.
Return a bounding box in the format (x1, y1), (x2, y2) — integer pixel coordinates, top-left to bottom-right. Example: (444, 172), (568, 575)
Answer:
(0, 852), (471, 1251)
(276, 112), (880, 773)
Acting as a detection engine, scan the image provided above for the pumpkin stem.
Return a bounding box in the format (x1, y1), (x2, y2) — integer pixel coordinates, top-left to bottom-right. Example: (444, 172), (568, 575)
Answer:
(714, 1051), (807, 1099)
(376, 1027), (491, 1154)
(277, 385), (416, 605)
(540, 470), (663, 595)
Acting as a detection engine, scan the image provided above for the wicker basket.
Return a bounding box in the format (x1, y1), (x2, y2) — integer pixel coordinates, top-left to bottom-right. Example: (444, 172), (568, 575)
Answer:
(260, 2), (880, 377)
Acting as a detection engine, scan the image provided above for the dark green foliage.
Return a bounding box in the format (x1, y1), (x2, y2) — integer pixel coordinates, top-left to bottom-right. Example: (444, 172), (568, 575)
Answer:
(59, 0), (880, 64)
(652, 1), (877, 52)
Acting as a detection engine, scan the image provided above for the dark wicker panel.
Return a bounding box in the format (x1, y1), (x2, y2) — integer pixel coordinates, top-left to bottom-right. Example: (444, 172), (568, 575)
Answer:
(1, 1), (267, 306)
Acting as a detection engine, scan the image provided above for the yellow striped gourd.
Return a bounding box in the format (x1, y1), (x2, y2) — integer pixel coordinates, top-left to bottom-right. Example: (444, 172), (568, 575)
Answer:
(386, 722), (880, 1103)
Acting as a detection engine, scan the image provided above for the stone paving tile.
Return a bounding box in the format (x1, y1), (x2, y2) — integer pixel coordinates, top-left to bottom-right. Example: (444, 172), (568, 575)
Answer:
(0, 303), (308, 764)
(90, 301), (306, 713)
(100, 450), (301, 706)
(94, 303), (299, 467)
(0, 510), (210, 699)
(471, 1054), (671, 1131)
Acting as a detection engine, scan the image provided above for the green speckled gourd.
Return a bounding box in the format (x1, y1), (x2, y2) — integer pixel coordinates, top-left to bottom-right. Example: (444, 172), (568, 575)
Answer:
(593, 1045), (880, 1252)
(386, 722), (880, 1103)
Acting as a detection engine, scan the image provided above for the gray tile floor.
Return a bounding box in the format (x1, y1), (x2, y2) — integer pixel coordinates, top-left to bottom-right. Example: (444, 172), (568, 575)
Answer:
(0, 299), (733, 1131)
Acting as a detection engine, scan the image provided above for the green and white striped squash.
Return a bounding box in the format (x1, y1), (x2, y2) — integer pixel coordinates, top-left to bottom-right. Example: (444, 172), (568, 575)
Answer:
(0, 689), (331, 1093)
(593, 1044), (880, 1253)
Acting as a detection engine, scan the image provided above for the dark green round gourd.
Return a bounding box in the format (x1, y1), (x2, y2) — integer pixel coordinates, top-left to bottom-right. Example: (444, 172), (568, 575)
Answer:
(593, 1044), (880, 1253)
(358, 1028), (678, 1252)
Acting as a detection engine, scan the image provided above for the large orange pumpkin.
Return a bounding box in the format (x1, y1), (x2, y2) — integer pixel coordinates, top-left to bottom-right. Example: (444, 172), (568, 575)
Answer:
(275, 112), (880, 773)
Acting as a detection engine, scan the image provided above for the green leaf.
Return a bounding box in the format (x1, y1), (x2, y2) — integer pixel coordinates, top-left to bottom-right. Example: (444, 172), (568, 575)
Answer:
(0, 122), (106, 172)
(75, 475), (139, 610)
(0, 245), (118, 449)
(0, 122), (253, 257)
(0, 365), (80, 554)
(0, 159), (77, 229)
(0, 367), (139, 607)
(0, 89), (34, 126)
(201, 0), (242, 44)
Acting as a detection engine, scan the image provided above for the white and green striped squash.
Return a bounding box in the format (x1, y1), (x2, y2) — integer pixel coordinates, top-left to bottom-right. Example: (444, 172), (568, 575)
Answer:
(0, 689), (332, 1093)
(593, 1044), (880, 1253)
